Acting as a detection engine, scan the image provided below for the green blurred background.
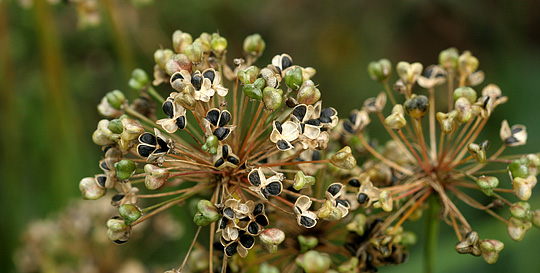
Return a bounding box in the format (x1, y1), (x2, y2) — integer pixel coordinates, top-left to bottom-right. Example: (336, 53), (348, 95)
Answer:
(2, 0), (540, 272)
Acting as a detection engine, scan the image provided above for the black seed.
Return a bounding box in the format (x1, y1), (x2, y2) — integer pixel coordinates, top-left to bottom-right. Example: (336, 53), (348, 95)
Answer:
(162, 101), (174, 118)
(293, 105), (307, 121)
(100, 161), (110, 171)
(294, 205), (302, 214)
(214, 127), (230, 140)
(137, 144), (155, 157)
(358, 193), (369, 204)
(111, 216), (122, 220)
(336, 199), (350, 208)
(225, 242), (238, 256)
(274, 66), (282, 75)
(247, 222), (259, 235)
(114, 239), (128, 245)
(327, 184), (342, 196)
(171, 72), (184, 82)
(219, 217), (228, 229)
(286, 97), (298, 108)
(511, 127), (523, 134)
(300, 123), (305, 134)
(219, 111), (232, 127)
(239, 234), (255, 249)
(191, 75), (203, 90)
(205, 109), (220, 126)
(281, 56), (292, 70)
(227, 156), (239, 165)
(214, 158), (224, 168)
(306, 119), (321, 126)
(505, 136), (518, 144)
(255, 214), (269, 226)
(300, 216), (316, 228)
(95, 175), (107, 187)
(155, 137), (169, 153)
(265, 182), (282, 196)
(203, 69), (215, 82)
(253, 203), (264, 215)
(139, 132), (156, 145)
(277, 140), (291, 150)
(224, 208), (235, 219)
(343, 121), (355, 134)
(321, 107), (335, 117)
(348, 178), (361, 187)
(112, 194), (125, 202)
(248, 170), (261, 187)
(319, 116), (331, 123)
(222, 145), (229, 158)
(261, 187), (269, 199)
(312, 150), (321, 161)
(349, 113), (358, 124)
(176, 116), (186, 130)
(274, 120), (283, 134)
(483, 96), (491, 108)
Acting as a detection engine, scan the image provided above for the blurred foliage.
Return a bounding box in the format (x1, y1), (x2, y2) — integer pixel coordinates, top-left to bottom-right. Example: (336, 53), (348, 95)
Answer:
(1, 0), (540, 272)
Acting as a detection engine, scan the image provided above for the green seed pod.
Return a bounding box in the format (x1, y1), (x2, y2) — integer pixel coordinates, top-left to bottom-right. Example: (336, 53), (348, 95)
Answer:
(172, 30), (193, 53)
(132, 68), (149, 85)
(166, 54), (192, 76)
(367, 59), (392, 82)
(436, 110), (458, 133)
(105, 90), (126, 110)
(454, 97), (473, 123)
(396, 61), (423, 84)
(243, 84), (263, 100)
(243, 33), (266, 57)
(115, 159), (137, 180)
(453, 86), (477, 104)
(317, 200), (343, 221)
(510, 202), (530, 219)
(330, 146), (356, 170)
(509, 159), (529, 179)
(184, 42), (203, 63)
(297, 80), (321, 105)
(193, 200), (221, 226)
(79, 177), (106, 200)
(107, 118), (124, 134)
(259, 228), (285, 254)
(237, 66), (260, 84)
(196, 32), (212, 51)
(211, 34), (228, 55)
(338, 257), (359, 273)
(119, 204), (142, 225)
(107, 228), (129, 242)
(107, 217), (129, 232)
(262, 87), (283, 110)
(293, 171), (315, 191)
(120, 118), (144, 142)
(296, 250), (331, 273)
(385, 104), (407, 129)
(92, 120), (115, 146)
(259, 263), (279, 273)
(297, 235), (319, 253)
(512, 176), (535, 201)
(532, 209), (540, 228)
(346, 214), (367, 236)
(378, 190), (393, 212)
(439, 47), (459, 70)
(174, 85), (197, 110)
(404, 94), (429, 118)
(154, 48), (174, 69)
(206, 135), (219, 148)
(476, 176), (499, 196)
(507, 216), (532, 241)
(458, 50), (479, 75)
(144, 164), (169, 190)
(285, 66), (303, 90)
(480, 239), (504, 264)
(467, 140), (489, 163)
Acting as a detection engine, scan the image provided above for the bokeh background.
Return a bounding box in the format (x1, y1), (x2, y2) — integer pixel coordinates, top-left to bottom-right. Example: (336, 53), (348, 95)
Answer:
(2, 0), (540, 272)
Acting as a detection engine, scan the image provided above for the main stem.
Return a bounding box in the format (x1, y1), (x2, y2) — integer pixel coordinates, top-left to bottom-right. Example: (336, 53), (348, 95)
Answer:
(424, 195), (440, 273)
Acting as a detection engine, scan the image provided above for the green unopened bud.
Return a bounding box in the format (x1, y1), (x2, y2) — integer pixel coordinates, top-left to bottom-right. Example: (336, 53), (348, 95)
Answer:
(385, 104), (407, 129)
(107, 217), (129, 232)
(297, 235), (319, 253)
(467, 140), (489, 163)
(330, 146), (356, 170)
(128, 68), (150, 90)
(175, 85), (197, 110)
(79, 177), (106, 200)
(172, 30), (193, 53)
(509, 159), (529, 179)
(154, 48), (174, 69)
(206, 135), (219, 148)
(263, 87), (283, 110)
(458, 50), (479, 75)
(106, 90), (126, 109)
(107, 117), (124, 134)
(404, 94), (429, 118)
(476, 176), (499, 196)
(480, 239), (504, 264)
(211, 34), (227, 54)
(259, 228), (285, 253)
(439, 47), (459, 70)
(367, 59), (392, 82)
(510, 202), (530, 219)
(293, 171), (316, 191)
(396, 61), (423, 84)
(243, 84), (263, 100)
(193, 200), (220, 226)
(296, 250), (331, 273)
(119, 204), (142, 224)
(532, 210), (540, 228)
(297, 80), (321, 105)
(237, 66), (260, 84)
(285, 66), (303, 90)
(453, 86), (477, 104)
(346, 214), (367, 235)
(115, 159), (137, 180)
(507, 216), (532, 241)
(144, 164), (169, 190)
(243, 33), (265, 57)
(184, 42), (203, 63)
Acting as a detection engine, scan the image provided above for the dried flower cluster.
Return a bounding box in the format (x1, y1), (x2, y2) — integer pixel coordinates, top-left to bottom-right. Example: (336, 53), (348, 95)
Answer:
(79, 31), (539, 272)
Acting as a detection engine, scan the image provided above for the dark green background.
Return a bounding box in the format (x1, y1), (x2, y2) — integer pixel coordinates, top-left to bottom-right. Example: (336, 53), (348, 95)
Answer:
(1, 0), (540, 272)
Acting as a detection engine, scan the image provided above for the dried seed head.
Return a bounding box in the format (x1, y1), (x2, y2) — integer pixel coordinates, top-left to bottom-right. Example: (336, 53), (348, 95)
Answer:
(500, 120), (527, 147)
(467, 140), (489, 163)
(79, 177), (106, 200)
